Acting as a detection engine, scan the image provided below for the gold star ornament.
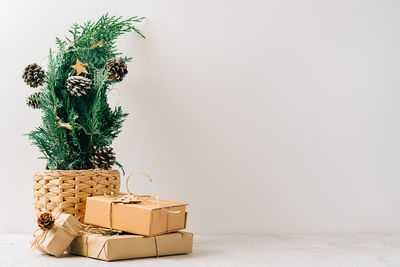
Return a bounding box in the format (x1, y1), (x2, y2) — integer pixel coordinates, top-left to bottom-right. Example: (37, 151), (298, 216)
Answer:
(70, 59), (88, 76)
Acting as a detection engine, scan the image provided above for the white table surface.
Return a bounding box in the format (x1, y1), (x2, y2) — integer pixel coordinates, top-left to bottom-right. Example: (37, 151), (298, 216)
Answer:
(1, 234), (400, 266)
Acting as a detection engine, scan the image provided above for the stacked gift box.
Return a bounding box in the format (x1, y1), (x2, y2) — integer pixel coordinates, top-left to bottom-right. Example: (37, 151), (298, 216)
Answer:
(32, 192), (192, 261)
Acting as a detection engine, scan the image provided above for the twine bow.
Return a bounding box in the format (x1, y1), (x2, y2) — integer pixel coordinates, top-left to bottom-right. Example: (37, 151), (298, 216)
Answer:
(31, 212), (79, 254)
(31, 213), (62, 250)
(107, 171), (153, 229)
(106, 170), (181, 231)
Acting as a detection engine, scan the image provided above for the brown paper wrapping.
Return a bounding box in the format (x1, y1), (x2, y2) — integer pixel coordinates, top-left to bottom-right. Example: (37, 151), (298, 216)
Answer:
(68, 231), (193, 261)
(84, 195), (188, 236)
(33, 213), (81, 257)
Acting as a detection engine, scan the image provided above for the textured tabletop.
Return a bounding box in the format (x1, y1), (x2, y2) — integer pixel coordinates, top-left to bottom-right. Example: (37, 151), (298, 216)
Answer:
(1, 234), (400, 266)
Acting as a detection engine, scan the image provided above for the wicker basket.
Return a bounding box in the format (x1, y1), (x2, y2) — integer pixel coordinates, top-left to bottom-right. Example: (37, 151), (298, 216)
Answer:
(33, 169), (120, 221)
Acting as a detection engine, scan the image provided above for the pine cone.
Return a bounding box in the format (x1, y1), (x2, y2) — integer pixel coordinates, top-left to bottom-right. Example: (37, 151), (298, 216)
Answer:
(26, 91), (41, 109)
(22, 63), (45, 88)
(37, 212), (55, 231)
(105, 58), (128, 82)
(66, 76), (92, 96)
(92, 147), (116, 170)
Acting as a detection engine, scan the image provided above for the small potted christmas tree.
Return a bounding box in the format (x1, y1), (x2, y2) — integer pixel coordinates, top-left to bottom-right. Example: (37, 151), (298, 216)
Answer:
(24, 14), (145, 221)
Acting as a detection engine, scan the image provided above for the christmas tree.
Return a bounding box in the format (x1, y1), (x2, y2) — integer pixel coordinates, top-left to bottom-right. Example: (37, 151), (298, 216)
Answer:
(23, 14), (145, 171)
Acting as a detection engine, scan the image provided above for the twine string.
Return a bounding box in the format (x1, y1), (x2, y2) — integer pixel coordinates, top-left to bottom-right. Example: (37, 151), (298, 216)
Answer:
(107, 171), (181, 232)
(31, 213), (62, 250)
(108, 201), (114, 230)
(85, 234), (89, 257)
(82, 231), (109, 259)
(31, 213), (78, 251)
(154, 236), (160, 257)
(125, 170), (153, 195)
(96, 238), (109, 259)
(31, 228), (50, 251)
(82, 232), (161, 259)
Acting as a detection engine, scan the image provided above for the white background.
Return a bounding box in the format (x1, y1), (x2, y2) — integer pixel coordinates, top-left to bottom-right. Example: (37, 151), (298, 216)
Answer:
(1, 0), (400, 234)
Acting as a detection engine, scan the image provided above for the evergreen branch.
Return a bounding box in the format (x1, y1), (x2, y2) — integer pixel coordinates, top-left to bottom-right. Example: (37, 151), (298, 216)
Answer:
(27, 14), (144, 170)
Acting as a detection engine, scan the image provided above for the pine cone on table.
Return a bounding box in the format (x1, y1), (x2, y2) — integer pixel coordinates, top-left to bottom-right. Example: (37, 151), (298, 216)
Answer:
(37, 212), (55, 231)
(66, 76), (92, 96)
(22, 63), (45, 88)
(105, 58), (128, 82)
(92, 147), (116, 170)
(26, 91), (41, 109)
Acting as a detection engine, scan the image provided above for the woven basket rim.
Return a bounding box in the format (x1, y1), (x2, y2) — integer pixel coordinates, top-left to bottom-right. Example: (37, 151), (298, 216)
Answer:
(33, 169), (120, 173)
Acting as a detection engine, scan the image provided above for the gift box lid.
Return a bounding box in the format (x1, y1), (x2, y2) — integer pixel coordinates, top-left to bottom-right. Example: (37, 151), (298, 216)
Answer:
(89, 195), (188, 210)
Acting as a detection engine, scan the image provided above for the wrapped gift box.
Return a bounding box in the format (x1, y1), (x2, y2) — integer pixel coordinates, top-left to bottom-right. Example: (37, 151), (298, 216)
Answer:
(32, 213), (81, 257)
(84, 195), (188, 236)
(68, 231), (193, 261)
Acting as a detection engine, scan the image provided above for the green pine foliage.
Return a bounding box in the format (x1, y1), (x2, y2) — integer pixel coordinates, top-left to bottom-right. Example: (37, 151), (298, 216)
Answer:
(27, 14), (145, 170)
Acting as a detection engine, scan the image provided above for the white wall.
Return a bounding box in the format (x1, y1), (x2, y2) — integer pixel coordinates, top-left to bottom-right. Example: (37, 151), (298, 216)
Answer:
(1, 0), (400, 234)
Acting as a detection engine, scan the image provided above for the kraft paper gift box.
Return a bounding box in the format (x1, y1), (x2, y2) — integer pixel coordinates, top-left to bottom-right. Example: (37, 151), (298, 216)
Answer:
(84, 195), (188, 236)
(68, 231), (193, 261)
(32, 213), (81, 257)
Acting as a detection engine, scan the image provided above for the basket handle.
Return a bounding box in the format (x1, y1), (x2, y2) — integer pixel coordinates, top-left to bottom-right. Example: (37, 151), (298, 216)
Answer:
(125, 170), (152, 195)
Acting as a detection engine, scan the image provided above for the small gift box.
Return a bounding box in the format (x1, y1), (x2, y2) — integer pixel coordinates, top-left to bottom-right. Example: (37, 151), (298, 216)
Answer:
(68, 231), (193, 261)
(84, 195), (188, 236)
(31, 213), (81, 257)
